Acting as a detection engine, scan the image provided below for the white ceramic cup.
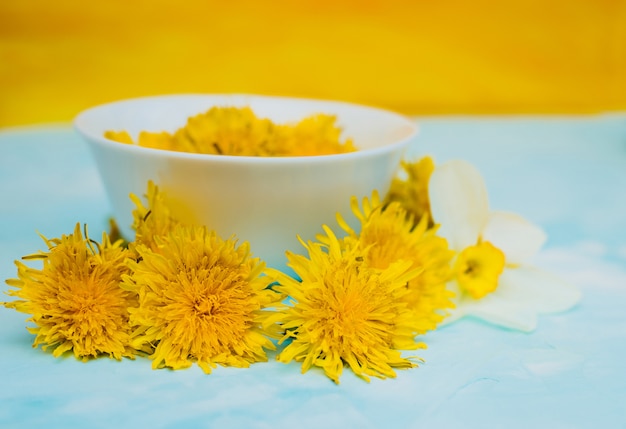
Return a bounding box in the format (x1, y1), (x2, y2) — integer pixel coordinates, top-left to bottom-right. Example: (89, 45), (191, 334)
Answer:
(74, 94), (417, 271)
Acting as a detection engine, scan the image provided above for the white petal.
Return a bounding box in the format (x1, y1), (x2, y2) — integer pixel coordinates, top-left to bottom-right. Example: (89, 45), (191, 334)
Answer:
(441, 266), (581, 332)
(496, 266), (582, 313)
(482, 211), (547, 265)
(429, 160), (489, 250)
(446, 291), (539, 332)
(440, 279), (537, 331)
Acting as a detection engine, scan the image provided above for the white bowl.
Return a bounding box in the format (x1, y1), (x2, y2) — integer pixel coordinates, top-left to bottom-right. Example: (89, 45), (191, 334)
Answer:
(74, 94), (417, 270)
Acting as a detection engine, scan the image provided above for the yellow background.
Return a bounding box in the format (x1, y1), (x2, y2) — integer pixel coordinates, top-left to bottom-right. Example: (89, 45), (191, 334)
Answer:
(1, 0), (625, 127)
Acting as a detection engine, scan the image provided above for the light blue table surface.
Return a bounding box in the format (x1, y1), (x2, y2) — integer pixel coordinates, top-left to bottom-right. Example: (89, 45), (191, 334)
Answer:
(1, 115), (625, 429)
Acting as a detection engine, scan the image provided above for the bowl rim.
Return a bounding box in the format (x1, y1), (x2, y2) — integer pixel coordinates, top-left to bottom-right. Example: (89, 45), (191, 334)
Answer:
(73, 93), (418, 164)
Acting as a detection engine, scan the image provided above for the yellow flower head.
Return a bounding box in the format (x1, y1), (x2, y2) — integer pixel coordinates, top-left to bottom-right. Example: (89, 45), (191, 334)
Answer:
(385, 156), (435, 227)
(129, 180), (180, 251)
(268, 227), (425, 384)
(276, 113), (356, 156)
(173, 106), (276, 156)
(3, 224), (137, 360)
(333, 191), (455, 334)
(103, 130), (133, 145)
(454, 241), (506, 299)
(137, 131), (176, 152)
(105, 106), (355, 157)
(123, 224), (283, 374)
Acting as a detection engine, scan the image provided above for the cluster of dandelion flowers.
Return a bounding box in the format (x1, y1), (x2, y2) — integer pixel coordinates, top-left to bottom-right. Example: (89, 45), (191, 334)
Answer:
(332, 191), (455, 334)
(2, 224), (137, 360)
(123, 224), (284, 374)
(105, 106), (356, 157)
(267, 228), (425, 384)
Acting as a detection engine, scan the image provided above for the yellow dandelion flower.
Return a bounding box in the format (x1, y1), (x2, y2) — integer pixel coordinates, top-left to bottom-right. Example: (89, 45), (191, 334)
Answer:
(105, 106), (354, 157)
(267, 227), (425, 384)
(386, 156), (435, 227)
(104, 130), (133, 144)
(332, 191), (455, 334)
(123, 224), (283, 374)
(2, 223), (137, 360)
(129, 180), (180, 251)
(175, 106), (277, 156)
(137, 131), (176, 151)
(276, 114), (356, 156)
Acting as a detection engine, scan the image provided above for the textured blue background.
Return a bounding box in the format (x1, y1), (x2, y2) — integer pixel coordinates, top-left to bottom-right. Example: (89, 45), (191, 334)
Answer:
(1, 115), (625, 428)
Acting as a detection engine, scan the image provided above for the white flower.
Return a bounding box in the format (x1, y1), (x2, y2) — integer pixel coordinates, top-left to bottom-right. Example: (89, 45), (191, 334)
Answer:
(428, 159), (581, 332)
